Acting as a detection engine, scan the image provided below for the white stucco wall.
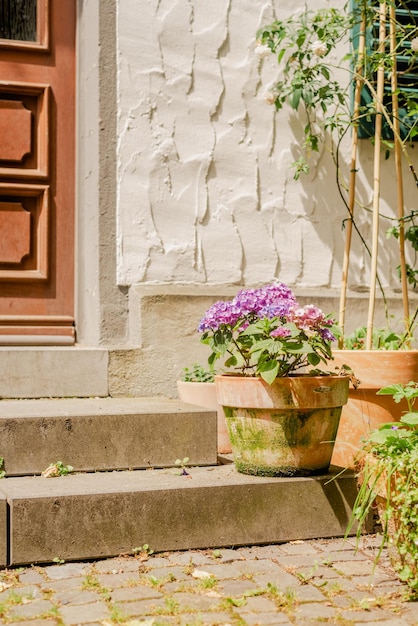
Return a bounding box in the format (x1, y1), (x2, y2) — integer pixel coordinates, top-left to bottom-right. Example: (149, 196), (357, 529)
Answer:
(115, 0), (417, 293)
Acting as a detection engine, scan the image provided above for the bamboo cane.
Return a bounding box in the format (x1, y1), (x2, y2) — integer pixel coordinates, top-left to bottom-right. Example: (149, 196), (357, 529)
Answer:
(338, 14), (367, 348)
(389, 3), (410, 337)
(366, 1), (386, 350)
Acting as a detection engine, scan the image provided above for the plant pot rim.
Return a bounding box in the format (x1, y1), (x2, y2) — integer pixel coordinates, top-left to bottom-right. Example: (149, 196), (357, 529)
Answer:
(215, 373), (348, 380)
(333, 349), (418, 354)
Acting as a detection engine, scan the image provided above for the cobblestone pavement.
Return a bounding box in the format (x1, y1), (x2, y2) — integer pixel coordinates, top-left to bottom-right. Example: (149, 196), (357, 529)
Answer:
(0, 535), (417, 626)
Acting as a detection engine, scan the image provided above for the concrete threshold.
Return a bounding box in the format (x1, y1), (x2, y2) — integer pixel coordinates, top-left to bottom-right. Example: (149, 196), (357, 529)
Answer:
(0, 463), (362, 567)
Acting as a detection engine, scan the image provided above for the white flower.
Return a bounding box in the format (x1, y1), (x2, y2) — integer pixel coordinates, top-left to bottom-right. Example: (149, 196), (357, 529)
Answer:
(263, 84), (279, 105)
(311, 39), (327, 57)
(411, 37), (418, 53)
(264, 91), (277, 105)
(254, 42), (271, 58)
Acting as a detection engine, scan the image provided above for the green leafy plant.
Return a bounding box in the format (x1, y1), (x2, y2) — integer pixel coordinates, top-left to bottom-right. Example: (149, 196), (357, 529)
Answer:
(343, 324), (417, 351)
(0, 457), (5, 479)
(41, 461), (74, 478)
(256, 7), (351, 179)
(132, 543), (154, 558)
(348, 381), (418, 593)
(174, 457), (190, 476)
(181, 363), (215, 383)
(198, 281), (338, 384)
(256, 2), (418, 348)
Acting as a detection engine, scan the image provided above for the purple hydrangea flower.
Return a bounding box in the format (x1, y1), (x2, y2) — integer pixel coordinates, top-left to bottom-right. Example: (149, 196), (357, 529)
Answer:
(197, 300), (240, 332)
(270, 327), (292, 338)
(233, 283), (297, 318)
(319, 328), (336, 342)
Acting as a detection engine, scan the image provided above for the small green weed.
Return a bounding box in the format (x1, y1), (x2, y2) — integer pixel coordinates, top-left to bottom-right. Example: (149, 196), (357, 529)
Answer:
(52, 557), (65, 565)
(132, 544), (154, 559)
(108, 603), (130, 623)
(174, 457), (190, 476)
(197, 574), (217, 589)
(265, 583), (298, 611)
(42, 461), (74, 477)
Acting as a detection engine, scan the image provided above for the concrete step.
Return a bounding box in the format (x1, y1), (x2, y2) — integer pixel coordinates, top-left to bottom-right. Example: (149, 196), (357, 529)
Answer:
(0, 347), (109, 398)
(0, 398), (218, 476)
(0, 463), (362, 567)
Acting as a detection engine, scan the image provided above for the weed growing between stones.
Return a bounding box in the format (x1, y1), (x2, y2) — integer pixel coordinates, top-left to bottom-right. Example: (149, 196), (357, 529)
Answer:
(152, 596), (181, 616)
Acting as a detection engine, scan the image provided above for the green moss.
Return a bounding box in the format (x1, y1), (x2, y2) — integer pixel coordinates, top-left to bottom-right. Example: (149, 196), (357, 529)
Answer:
(234, 460), (328, 477)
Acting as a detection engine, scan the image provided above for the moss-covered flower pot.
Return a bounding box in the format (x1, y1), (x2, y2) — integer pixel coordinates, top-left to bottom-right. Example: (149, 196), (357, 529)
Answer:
(215, 374), (349, 477)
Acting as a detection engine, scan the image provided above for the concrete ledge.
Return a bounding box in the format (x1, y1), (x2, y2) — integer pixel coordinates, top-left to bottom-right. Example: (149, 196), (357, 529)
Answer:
(0, 347), (108, 398)
(0, 492), (6, 567)
(0, 464), (362, 566)
(0, 398), (217, 475)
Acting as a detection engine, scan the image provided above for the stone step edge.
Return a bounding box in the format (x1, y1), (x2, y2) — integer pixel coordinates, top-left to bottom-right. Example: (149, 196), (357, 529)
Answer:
(0, 397), (218, 476)
(0, 463), (366, 567)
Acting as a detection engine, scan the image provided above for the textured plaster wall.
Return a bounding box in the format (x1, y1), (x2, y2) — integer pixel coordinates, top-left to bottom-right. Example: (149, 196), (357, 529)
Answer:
(116, 0), (341, 289)
(116, 0), (418, 294)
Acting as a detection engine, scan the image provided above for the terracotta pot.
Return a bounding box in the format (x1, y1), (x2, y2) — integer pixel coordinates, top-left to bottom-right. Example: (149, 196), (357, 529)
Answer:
(330, 350), (418, 468)
(176, 381), (231, 454)
(215, 374), (349, 477)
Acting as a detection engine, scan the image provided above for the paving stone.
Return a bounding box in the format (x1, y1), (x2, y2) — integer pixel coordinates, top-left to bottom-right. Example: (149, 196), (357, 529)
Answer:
(238, 545), (287, 559)
(313, 537), (357, 551)
(360, 617), (418, 626)
(171, 591), (223, 611)
(18, 569), (47, 585)
(237, 611), (293, 625)
(330, 594), (360, 608)
(166, 551), (214, 567)
(110, 586), (164, 602)
(397, 604), (418, 623)
(7, 598), (55, 619)
(189, 562), (243, 580)
(92, 556), (142, 573)
(340, 608), (405, 622)
(354, 573), (402, 588)
(204, 548), (241, 563)
(218, 578), (259, 596)
(139, 557), (173, 568)
(274, 554), (325, 569)
(344, 589), (383, 603)
(95, 570), (141, 588)
(250, 570), (300, 589)
(281, 541), (322, 555)
(43, 562), (90, 580)
(115, 596), (173, 617)
(295, 601), (338, 619)
(236, 559), (292, 577)
(59, 600), (109, 624)
(53, 588), (103, 605)
(40, 576), (84, 592)
(0, 584), (40, 602)
(4, 618), (58, 626)
(162, 580), (199, 594)
(296, 564), (342, 580)
(320, 549), (373, 562)
(146, 566), (191, 582)
(237, 594), (279, 613)
(334, 560), (386, 577)
(293, 584), (327, 602)
(179, 612), (238, 625)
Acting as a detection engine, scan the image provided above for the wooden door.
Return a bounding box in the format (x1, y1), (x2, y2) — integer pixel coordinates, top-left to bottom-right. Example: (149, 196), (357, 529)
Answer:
(0, 0), (75, 344)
